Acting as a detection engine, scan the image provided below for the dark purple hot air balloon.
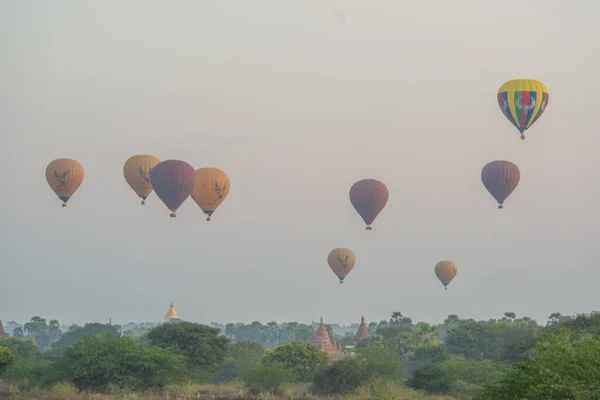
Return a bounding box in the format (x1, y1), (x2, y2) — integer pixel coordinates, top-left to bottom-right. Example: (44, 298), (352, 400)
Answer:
(150, 160), (196, 217)
(481, 160), (520, 209)
(349, 179), (389, 230)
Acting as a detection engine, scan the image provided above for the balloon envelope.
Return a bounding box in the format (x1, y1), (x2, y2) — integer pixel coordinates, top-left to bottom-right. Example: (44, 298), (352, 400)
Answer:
(481, 160), (520, 209)
(497, 79), (549, 139)
(45, 158), (84, 207)
(150, 160), (196, 216)
(349, 179), (389, 230)
(327, 248), (356, 283)
(435, 261), (457, 289)
(123, 155), (160, 204)
(191, 168), (230, 221)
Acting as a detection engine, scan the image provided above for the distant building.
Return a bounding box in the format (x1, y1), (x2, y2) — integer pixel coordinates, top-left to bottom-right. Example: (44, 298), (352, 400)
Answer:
(312, 318), (344, 361)
(353, 316), (370, 346)
(0, 320), (9, 339)
(164, 301), (182, 324)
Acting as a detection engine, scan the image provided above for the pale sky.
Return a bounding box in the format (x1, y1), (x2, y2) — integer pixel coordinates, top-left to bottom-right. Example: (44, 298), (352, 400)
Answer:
(1, 0), (599, 327)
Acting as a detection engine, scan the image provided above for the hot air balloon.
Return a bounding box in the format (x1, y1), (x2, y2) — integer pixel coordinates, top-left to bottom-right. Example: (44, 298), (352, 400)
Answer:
(435, 261), (457, 290)
(349, 179), (388, 230)
(123, 155), (160, 205)
(150, 160), (196, 218)
(191, 168), (230, 221)
(497, 79), (549, 140)
(327, 248), (356, 284)
(481, 161), (520, 209)
(45, 158), (84, 207)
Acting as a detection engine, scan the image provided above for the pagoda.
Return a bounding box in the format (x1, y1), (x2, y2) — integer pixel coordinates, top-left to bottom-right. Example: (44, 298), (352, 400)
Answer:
(164, 301), (181, 323)
(312, 317), (344, 361)
(353, 316), (370, 346)
(0, 320), (8, 339)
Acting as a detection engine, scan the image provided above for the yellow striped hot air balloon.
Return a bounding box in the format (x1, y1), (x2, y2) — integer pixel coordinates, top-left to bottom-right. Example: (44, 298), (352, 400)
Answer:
(190, 168), (230, 221)
(497, 79), (549, 140)
(45, 158), (84, 207)
(123, 155), (160, 205)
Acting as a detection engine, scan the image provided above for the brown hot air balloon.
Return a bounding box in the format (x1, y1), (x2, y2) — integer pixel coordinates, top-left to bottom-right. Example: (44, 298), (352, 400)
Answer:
(481, 161), (520, 209)
(45, 158), (84, 207)
(349, 179), (389, 230)
(150, 160), (196, 218)
(435, 261), (457, 290)
(327, 248), (356, 284)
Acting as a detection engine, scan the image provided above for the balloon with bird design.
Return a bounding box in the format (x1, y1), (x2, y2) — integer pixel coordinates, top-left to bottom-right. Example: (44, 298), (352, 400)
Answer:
(190, 168), (230, 221)
(123, 155), (160, 205)
(327, 248), (356, 284)
(45, 158), (84, 207)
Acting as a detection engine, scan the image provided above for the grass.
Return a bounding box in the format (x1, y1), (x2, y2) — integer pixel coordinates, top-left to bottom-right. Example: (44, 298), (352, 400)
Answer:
(0, 381), (458, 400)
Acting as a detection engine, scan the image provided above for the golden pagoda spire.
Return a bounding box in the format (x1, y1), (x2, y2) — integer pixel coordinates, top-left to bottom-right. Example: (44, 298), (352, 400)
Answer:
(164, 301), (180, 322)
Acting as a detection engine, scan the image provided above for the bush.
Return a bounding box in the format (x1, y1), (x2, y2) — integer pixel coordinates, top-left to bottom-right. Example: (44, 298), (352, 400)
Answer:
(262, 342), (329, 382)
(47, 382), (78, 400)
(312, 358), (370, 396)
(0, 346), (16, 373)
(213, 341), (265, 382)
(243, 362), (296, 394)
(356, 342), (403, 381)
(0, 357), (56, 389)
(0, 338), (41, 359)
(54, 334), (187, 391)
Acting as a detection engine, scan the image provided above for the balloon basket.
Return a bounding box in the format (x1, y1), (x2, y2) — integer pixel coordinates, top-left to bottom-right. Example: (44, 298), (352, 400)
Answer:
(170, 213), (176, 218)
(520, 135), (526, 140)
(62, 203), (67, 208)
(365, 226), (372, 231)
(498, 205), (503, 209)
(141, 200), (145, 205)
(206, 217), (211, 221)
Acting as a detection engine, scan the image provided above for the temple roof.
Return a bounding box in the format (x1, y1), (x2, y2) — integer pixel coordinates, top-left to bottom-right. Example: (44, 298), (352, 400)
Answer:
(354, 316), (370, 345)
(0, 320), (8, 338)
(312, 317), (344, 361)
(164, 301), (180, 322)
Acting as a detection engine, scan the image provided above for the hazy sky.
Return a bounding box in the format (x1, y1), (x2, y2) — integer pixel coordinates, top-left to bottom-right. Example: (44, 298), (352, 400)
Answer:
(1, 0), (599, 327)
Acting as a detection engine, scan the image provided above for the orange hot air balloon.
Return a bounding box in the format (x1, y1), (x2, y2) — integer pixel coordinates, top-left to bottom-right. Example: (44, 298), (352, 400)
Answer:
(123, 155), (160, 205)
(435, 261), (457, 290)
(45, 158), (84, 207)
(327, 248), (356, 284)
(190, 168), (230, 221)
(481, 161), (520, 209)
(349, 179), (389, 230)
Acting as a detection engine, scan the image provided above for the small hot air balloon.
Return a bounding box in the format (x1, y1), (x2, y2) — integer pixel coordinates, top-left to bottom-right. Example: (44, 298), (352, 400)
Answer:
(191, 168), (230, 221)
(45, 158), (84, 207)
(327, 248), (356, 284)
(435, 261), (457, 290)
(497, 79), (549, 140)
(349, 179), (389, 230)
(481, 161), (520, 209)
(150, 160), (196, 218)
(123, 155), (160, 205)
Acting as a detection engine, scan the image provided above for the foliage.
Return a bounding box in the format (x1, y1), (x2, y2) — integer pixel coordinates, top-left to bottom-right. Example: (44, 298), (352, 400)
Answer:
(479, 330), (600, 399)
(21, 316), (63, 350)
(0, 346), (16, 373)
(0, 338), (41, 359)
(47, 382), (78, 400)
(262, 342), (330, 382)
(311, 358), (370, 396)
(52, 322), (120, 348)
(408, 359), (504, 397)
(224, 321), (314, 348)
(146, 322), (229, 371)
(54, 334), (186, 391)
(0, 357), (56, 389)
(242, 362), (296, 394)
(356, 341), (403, 381)
(213, 341), (265, 382)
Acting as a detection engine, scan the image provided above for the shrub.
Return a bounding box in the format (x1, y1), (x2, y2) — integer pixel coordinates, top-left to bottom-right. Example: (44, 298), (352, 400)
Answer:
(311, 358), (370, 396)
(54, 334), (187, 391)
(262, 342), (329, 382)
(0, 346), (16, 373)
(47, 382), (78, 400)
(243, 362), (296, 394)
(1, 357), (56, 389)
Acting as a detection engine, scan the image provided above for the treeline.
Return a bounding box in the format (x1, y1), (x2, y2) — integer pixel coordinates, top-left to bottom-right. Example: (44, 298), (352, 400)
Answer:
(1, 311), (599, 399)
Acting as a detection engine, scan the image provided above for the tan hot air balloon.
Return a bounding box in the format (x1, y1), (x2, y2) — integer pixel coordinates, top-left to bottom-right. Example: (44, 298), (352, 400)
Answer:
(190, 168), (230, 221)
(327, 248), (356, 284)
(45, 158), (84, 207)
(123, 155), (160, 205)
(435, 261), (457, 290)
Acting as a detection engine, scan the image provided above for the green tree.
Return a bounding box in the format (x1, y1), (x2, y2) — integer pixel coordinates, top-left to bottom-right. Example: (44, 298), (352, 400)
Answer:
(146, 322), (228, 370)
(356, 340), (403, 381)
(242, 362), (296, 394)
(214, 341), (265, 382)
(55, 334), (186, 391)
(0, 346), (16, 373)
(262, 342), (329, 382)
(312, 358), (370, 396)
(22, 316), (62, 350)
(0, 337), (41, 359)
(53, 323), (120, 348)
(479, 330), (600, 399)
